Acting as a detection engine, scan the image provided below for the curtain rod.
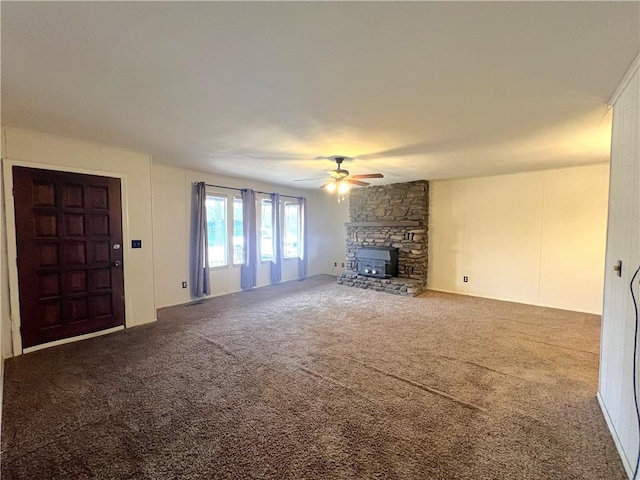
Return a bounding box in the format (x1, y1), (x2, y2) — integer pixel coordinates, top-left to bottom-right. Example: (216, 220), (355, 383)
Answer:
(199, 182), (304, 200)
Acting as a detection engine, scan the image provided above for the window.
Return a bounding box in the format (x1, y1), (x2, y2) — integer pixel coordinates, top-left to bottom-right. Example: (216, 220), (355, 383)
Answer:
(260, 198), (273, 261)
(206, 195), (227, 267)
(284, 203), (301, 258)
(206, 192), (302, 268)
(233, 197), (243, 265)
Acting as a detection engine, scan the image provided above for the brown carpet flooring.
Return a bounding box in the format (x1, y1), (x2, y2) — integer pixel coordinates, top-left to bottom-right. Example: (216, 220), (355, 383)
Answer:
(1, 274), (626, 479)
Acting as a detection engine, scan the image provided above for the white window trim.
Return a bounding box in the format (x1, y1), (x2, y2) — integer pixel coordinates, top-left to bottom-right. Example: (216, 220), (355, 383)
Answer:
(283, 201), (301, 259)
(205, 191), (229, 269)
(205, 189), (245, 269)
(259, 196), (274, 263)
(231, 195), (244, 267)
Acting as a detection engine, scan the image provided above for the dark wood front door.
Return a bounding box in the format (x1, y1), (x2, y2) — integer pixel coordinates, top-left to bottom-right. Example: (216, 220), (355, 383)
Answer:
(13, 167), (125, 349)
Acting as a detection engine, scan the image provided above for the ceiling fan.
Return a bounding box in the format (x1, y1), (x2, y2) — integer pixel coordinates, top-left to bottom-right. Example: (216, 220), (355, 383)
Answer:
(296, 156), (384, 194)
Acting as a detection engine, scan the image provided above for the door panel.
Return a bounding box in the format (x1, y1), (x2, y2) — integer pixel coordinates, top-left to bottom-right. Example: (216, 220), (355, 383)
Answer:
(13, 167), (125, 348)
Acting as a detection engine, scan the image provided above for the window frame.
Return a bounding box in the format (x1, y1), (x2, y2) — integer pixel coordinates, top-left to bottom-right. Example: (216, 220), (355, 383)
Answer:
(205, 191), (303, 270)
(259, 197), (273, 263)
(205, 192), (229, 269)
(283, 201), (301, 259)
(231, 195), (244, 267)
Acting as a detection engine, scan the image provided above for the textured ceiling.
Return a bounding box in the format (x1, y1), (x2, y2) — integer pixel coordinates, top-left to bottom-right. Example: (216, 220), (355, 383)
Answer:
(2, 2), (639, 188)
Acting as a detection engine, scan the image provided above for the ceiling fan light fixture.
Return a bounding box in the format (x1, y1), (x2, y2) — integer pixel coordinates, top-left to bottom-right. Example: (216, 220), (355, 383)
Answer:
(313, 155), (383, 195)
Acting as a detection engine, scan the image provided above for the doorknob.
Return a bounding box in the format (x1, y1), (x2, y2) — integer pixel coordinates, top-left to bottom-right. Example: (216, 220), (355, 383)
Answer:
(113, 260), (122, 267)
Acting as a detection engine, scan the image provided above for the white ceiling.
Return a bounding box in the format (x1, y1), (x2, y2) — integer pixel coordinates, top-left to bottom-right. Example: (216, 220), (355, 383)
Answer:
(2, 2), (639, 189)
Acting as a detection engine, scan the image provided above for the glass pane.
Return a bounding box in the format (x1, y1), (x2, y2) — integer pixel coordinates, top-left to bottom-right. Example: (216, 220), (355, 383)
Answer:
(284, 203), (300, 258)
(233, 198), (243, 264)
(206, 195), (227, 267)
(261, 199), (272, 261)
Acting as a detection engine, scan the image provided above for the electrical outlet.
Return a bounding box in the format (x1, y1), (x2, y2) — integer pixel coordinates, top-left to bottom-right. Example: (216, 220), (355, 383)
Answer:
(334, 262), (337, 267)
(341, 263), (344, 267)
(463, 276), (468, 283)
(182, 281), (187, 288)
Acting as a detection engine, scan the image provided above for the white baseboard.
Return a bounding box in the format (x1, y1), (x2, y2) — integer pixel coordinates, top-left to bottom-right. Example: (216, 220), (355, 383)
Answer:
(156, 274), (328, 310)
(426, 288), (600, 315)
(22, 326), (125, 354)
(427, 287), (465, 296)
(597, 392), (633, 479)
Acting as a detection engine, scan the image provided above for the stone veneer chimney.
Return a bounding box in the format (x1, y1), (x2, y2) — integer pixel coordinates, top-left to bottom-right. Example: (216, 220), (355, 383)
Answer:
(337, 180), (429, 296)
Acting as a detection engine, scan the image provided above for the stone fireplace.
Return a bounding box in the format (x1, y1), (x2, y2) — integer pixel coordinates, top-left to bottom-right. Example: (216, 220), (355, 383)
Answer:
(337, 180), (428, 296)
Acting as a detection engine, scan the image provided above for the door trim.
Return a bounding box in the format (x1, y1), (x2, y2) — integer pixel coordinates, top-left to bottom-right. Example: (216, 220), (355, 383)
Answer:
(3, 159), (132, 355)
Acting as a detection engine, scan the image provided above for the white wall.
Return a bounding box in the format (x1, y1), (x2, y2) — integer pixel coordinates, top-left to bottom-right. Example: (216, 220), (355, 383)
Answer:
(0, 129), (349, 356)
(428, 163), (609, 314)
(1, 128), (157, 357)
(152, 164), (348, 308)
(598, 63), (640, 478)
(312, 193), (350, 276)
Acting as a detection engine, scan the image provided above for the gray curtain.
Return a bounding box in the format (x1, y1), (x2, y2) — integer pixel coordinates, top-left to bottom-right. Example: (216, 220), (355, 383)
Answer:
(192, 182), (210, 297)
(270, 193), (282, 283)
(241, 189), (257, 290)
(298, 196), (308, 278)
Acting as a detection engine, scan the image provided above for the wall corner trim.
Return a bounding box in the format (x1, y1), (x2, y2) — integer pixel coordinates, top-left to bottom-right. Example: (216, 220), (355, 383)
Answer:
(608, 52), (640, 107)
(596, 392), (633, 478)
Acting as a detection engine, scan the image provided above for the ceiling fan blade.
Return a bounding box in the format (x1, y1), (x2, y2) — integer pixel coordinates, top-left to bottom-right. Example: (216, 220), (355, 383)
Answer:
(351, 173), (384, 179)
(347, 179), (370, 186)
(319, 181), (333, 189)
(294, 177), (325, 182)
